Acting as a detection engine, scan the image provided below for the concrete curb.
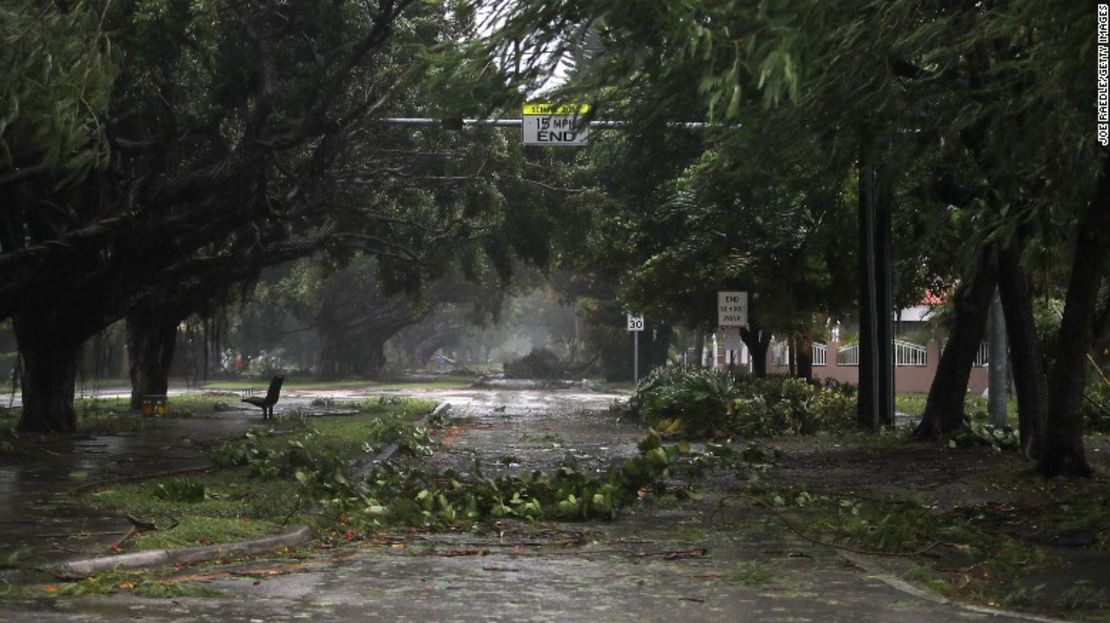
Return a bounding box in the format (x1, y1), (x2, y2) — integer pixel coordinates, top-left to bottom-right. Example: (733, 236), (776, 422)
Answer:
(55, 525), (312, 579)
(54, 400), (452, 580)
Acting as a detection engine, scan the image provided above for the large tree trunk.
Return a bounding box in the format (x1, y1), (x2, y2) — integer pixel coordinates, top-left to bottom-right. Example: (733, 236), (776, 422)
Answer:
(693, 329), (705, 367)
(741, 328), (771, 377)
(996, 242), (1047, 459)
(365, 337), (387, 374)
(317, 331), (352, 380)
(1037, 158), (1110, 477)
(795, 335), (814, 381)
(126, 307), (180, 412)
(913, 249), (997, 439)
(14, 315), (80, 433)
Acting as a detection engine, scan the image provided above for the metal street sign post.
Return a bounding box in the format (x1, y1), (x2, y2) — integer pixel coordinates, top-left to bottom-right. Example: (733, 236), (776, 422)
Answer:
(522, 103), (591, 146)
(722, 327), (742, 368)
(627, 314), (644, 384)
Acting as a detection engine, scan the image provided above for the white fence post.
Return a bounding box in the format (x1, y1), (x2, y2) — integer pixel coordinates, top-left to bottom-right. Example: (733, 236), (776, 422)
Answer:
(837, 344), (859, 366)
(813, 342), (827, 366)
(972, 342), (991, 367)
(893, 339), (928, 367)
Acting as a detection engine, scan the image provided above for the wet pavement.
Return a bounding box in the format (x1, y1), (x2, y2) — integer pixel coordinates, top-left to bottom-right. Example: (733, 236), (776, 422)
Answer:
(0, 388), (364, 570)
(0, 386), (1044, 622)
(0, 415), (255, 571)
(0, 387), (621, 571)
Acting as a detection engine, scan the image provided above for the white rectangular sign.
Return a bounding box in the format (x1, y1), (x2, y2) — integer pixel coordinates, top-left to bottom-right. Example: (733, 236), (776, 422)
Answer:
(522, 115), (589, 146)
(522, 103), (590, 146)
(627, 314), (645, 332)
(718, 291), (748, 327)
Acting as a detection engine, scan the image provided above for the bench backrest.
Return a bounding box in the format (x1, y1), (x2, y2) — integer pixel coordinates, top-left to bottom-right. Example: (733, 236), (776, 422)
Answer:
(264, 375), (284, 405)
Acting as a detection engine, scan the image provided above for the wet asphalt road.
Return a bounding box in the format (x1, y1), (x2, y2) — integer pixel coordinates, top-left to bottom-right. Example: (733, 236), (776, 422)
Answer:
(0, 386), (1039, 622)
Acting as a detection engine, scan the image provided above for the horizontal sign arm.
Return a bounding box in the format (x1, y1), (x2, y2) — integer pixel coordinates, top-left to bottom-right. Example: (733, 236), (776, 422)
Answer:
(374, 118), (715, 130)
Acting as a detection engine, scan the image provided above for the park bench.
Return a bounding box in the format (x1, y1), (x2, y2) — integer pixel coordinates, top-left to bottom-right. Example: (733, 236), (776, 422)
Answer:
(242, 375), (284, 420)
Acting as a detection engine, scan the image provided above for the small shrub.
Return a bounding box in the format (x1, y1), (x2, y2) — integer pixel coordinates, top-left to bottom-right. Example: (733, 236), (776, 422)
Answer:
(632, 369), (857, 438)
(807, 387), (857, 433)
(633, 366), (740, 437)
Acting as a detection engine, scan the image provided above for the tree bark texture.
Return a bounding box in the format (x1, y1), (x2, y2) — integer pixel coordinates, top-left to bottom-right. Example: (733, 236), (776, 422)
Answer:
(741, 328), (771, 377)
(14, 314), (80, 433)
(795, 335), (814, 381)
(126, 308), (180, 412)
(1037, 158), (1110, 477)
(914, 249), (997, 439)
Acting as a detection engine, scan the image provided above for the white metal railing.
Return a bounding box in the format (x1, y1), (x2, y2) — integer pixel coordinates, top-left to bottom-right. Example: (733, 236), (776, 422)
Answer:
(813, 342), (827, 366)
(894, 339), (928, 367)
(972, 342), (990, 367)
(838, 344), (859, 366)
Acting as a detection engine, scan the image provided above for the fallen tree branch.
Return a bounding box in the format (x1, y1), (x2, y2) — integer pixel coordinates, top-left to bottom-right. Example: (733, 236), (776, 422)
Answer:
(714, 494), (940, 559)
(55, 525), (312, 579)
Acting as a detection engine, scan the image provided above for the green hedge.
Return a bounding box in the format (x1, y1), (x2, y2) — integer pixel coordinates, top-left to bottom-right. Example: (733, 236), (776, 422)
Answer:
(631, 367), (857, 438)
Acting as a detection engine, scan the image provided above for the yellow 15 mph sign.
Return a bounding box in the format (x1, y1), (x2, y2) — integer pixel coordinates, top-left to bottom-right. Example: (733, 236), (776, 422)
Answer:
(522, 103), (590, 146)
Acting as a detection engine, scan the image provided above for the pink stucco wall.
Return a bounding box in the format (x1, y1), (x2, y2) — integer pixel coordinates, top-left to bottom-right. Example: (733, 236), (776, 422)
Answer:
(762, 338), (989, 395)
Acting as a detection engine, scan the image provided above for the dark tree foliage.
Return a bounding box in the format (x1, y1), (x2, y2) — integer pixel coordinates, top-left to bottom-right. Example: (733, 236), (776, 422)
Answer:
(2, 1), (426, 431)
(465, 0), (1105, 472)
(1, 0), (564, 432)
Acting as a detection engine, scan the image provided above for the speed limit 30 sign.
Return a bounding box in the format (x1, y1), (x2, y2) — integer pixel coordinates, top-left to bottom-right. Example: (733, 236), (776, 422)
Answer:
(627, 314), (645, 331)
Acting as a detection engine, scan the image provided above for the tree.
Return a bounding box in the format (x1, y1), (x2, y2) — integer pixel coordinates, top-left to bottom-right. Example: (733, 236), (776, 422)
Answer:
(125, 236), (324, 410)
(1038, 158), (1110, 476)
(469, 0), (1105, 468)
(307, 259), (502, 379)
(3, 1), (424, 431)
(3, 1), (553, 431)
